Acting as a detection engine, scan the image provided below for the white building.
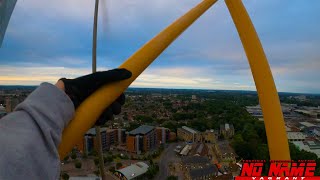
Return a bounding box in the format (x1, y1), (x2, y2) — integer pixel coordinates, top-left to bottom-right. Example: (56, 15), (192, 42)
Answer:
(286, 132), (307, 142)
(115, 162), (149, 180)
(293, 141), (320, 158)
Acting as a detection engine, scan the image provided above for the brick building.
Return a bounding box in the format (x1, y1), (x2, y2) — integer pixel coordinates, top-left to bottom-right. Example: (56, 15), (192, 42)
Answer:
(76, 128), (126, 154)
(156, 127), (170, 145)
(126, 125), (157, 154)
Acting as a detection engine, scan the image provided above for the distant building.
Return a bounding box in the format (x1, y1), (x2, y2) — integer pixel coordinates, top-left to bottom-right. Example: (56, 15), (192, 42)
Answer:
(126, 125), (157, 154)
(187, 165), (219, 180)
(299, 122), (317, 129)
(0, 105), (6, 118)
(181, 156), (218, 180)
(181, 156), (211, 169)
(287, 132), (307, 142)
(202, 130), (217, 143)
(79, 128), (126, 154)
(295, 95), (307, 101)
(169, 132), (177, 142)
(177, 126), (199, 142)
(214, 141), (236, 162)
(115, 162), (149, 180)
(293, 140), (320, 157)
(294, 109), (320, 119)
(193, 143), (209, 156)
(5, 96), (19, 113)
(180, 144), (192, 156)
(246, 105), (263, 118)
(220, 124), (234, 139)
(155, 127), (170, 145)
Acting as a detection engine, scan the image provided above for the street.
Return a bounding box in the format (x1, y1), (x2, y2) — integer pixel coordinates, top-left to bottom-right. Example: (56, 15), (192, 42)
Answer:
(154, 142), (181, 180)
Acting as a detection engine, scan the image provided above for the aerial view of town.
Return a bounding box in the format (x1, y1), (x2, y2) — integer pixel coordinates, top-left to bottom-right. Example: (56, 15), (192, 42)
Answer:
(1, 0), (320, 179)
(1, 87), (320, 180)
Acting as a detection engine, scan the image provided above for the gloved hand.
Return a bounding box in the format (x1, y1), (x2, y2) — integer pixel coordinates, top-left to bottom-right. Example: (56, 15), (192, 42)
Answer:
(58, 68), (132, 125)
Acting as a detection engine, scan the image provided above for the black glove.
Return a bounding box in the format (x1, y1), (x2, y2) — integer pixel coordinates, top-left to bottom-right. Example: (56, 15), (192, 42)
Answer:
(60, 68), (132, 125)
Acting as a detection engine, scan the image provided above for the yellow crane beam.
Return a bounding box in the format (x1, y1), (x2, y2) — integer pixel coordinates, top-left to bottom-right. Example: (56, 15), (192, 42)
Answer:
(225, 0), (290, 160)
(58, 0), (218, 159)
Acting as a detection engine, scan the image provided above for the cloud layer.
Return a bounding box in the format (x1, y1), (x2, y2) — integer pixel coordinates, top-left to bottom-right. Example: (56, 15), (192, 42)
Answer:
(0, 0), (319, 93)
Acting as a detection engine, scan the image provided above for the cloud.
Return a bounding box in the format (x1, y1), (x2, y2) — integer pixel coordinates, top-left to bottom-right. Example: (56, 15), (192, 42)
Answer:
(0, 0), (319, 93)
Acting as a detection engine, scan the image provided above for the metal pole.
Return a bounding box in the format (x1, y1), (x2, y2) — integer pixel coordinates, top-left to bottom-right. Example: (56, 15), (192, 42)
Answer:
(225, 0), (290, 160)
(59, 0), (218, 159)
(92, 0), (106, 179)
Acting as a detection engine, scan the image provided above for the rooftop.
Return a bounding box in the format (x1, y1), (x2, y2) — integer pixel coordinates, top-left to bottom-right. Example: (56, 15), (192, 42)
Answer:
(300, 122), (317, 128)
(217, 141), (235, 155)
(180, 144), (192, 156)
(129, 125), (155, 135)
(287, 132), (307, 140)
(182, 156), (210, 165)
(189, 165), (218, 179)
(116, 162), (149, 180)
(220, 124), (234, 131)
(182, 126), (199, 134)
(85, 128), (97, 135)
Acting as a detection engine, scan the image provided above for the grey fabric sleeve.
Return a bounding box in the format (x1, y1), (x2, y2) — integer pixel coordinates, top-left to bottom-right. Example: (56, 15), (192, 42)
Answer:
(0, 82), (75, 180)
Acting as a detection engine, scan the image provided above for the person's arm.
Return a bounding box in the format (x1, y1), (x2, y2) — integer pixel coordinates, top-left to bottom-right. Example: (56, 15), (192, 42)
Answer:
(0, 68), (131, 180)
(0, 83), (74, 180)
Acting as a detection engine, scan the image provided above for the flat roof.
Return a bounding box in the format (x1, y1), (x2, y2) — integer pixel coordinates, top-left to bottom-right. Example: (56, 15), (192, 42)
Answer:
(286, 132), (307, 140)
(180, 145), (192, 156)
(86, 128), (97, 135)
(129, 125), (155, 135)
(116, 162), (149, 180)
(300, 122), (316, 127)
(182, 126), (199, 134)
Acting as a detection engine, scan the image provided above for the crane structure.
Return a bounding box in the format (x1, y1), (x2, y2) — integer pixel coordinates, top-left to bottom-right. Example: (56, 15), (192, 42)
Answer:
(0, 0), (291, 161)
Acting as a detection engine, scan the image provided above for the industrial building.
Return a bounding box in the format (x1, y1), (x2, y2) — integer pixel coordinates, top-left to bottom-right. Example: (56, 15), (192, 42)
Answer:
(177, 126), (200, 142)
(115, 162), (149, 180)
(286, 132), (307, 142)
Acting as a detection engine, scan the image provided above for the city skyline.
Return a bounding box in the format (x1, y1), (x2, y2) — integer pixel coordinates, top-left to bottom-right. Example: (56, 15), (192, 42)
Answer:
(0, 0), (319, 94)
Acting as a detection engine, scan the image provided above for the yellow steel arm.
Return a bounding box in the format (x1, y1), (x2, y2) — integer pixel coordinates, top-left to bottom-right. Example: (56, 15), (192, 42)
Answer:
(225, 0), (290, 160)
(58, 0), (218, 159)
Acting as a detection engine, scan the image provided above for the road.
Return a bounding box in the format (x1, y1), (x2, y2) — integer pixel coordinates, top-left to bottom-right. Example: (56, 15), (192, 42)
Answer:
(154, 142), (181, 180)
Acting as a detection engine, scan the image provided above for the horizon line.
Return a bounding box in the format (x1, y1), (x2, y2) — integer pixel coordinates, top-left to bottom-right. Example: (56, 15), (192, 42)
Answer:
(0, 84), (319, 95)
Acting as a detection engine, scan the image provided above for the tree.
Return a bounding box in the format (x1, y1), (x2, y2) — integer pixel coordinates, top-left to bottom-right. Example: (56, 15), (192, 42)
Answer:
(82, 153), (87, 159)
(71, 152), (77, 160)
(109, 166), (116, 173)
(61, 172), (69, 180)
(63, 155), (70, 162)
(89, 149), (97, 156)
(116, 162), (123, 169)
(94, 158), (100, 166)
(145, 164), (159, 179)
(74, 160), (82, 169)
(167, 176), (178, 180)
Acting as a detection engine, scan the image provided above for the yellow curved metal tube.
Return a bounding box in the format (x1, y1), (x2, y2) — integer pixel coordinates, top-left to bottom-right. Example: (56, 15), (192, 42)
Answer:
(225, 0), (290, 160)
(58, 0), (218, 159)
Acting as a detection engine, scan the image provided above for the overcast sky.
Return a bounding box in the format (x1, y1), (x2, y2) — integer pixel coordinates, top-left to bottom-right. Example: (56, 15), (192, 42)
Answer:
(0, 0), (319, 93)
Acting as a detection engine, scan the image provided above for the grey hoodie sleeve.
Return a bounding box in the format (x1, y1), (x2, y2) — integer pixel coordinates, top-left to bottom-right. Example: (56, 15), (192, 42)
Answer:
(0, 83), (75, 180)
